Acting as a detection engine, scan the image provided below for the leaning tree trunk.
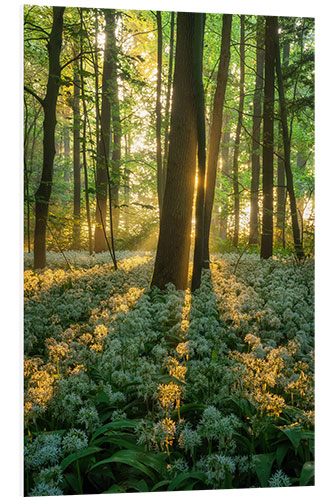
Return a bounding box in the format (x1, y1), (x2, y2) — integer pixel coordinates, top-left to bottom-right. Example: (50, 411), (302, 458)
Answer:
(33, 6), (65, 269)
(191, 13), (206, 292)
(202, 14), (232, 268)
(232, 15), (245, 248)
(249, 16), (265, 245)
(274, 18), (304, 260)
(94, 10), (114, 253)
(151, 12), (197, 290)
(260, 16), (275, 260)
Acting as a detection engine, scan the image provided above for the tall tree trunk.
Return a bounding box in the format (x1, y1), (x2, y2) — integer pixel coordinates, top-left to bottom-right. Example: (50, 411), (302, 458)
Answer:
(156, 11), (164, 214)
(274, 18), (305, 260)
(151, 12), (197, 290)
(249, 16), (265, 245)
(202, 14), (232, 267)
(80, 9), (93, 255)
(276, 42), (290, 247)
(109, 10), (121, 234)
(72, 52), (81, 249)
(191, 13), (206, 292)
(33, 6), (65, 269)
(162, 11), (175, 193)
(94, 10), (113, 253)
(260, 16), (275, 260)
(232, 15), (245, 248)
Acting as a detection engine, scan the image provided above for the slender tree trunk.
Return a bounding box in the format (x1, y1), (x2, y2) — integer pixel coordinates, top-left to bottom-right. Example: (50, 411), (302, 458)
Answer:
(24, 98), (31, 253)
(274, 18), (304, 260)
(63, 124), (71, 181)
(202, 14), (232, 267)
(80, 9), (93, 255)
(191, 13), (206, 292)
(72, 52), (81, 249)
(156, 11), (164, 214)
(94, 10), (113, 253)
(162, 11), (175, 193)
(220, 118), (231, 239)
(232, 15), (245, 248)
(249, 16), (265, 245)
(109, 10), (121, 234)
(33, 6), (65, 269)
(94, 10), (100, 147)
(276, 42), (289, 247)
(151, 12), (197, 290)
(260, 16), (275, 260)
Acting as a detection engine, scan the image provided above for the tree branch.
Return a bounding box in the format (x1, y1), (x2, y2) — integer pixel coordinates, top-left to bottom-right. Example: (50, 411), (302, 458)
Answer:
(24, 85), (44, 107)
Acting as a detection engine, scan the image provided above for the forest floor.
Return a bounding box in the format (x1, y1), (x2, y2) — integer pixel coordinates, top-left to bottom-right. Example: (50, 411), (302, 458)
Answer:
(24, 251), (314, 495)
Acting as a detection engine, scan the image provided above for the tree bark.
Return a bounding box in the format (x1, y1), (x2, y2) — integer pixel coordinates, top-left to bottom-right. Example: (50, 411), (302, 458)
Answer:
(33, 6), (65, 269)
(191, 13), (206, 292)
(274, 18), (304, 260)
(202, 14), (232, 267)
(151, 12), (197, 290)
(232, 15), (245, 248)
(260, 16), (275, 260)
(249, 16), (264, 245)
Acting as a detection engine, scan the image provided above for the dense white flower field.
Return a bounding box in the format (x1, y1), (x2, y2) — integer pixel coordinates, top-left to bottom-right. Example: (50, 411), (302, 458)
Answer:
(24, 251), (314, 495)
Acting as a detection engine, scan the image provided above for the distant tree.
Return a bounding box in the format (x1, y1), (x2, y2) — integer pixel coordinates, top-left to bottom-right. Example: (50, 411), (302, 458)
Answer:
(25, 6), (65, 269)
(260, 16), (275, 259)
(151, 12), (197, 290)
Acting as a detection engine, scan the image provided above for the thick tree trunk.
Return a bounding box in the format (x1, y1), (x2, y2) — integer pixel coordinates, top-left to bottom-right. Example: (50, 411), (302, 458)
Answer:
(276, 42), (289, 247)
(191, 13), (206, 292)
(249, 16), (265, 245)
(33, 7), (65, 269)
(274, 18), (305, 260)
(232, 15), (245, 248)
(202, 14), (232, 267)
(72, 53), (81, 249)
(260, 16), (275, 260)
(151, 12), (197, 290)
(94, 10), (113, 253)
(156, 11), (164, 215)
